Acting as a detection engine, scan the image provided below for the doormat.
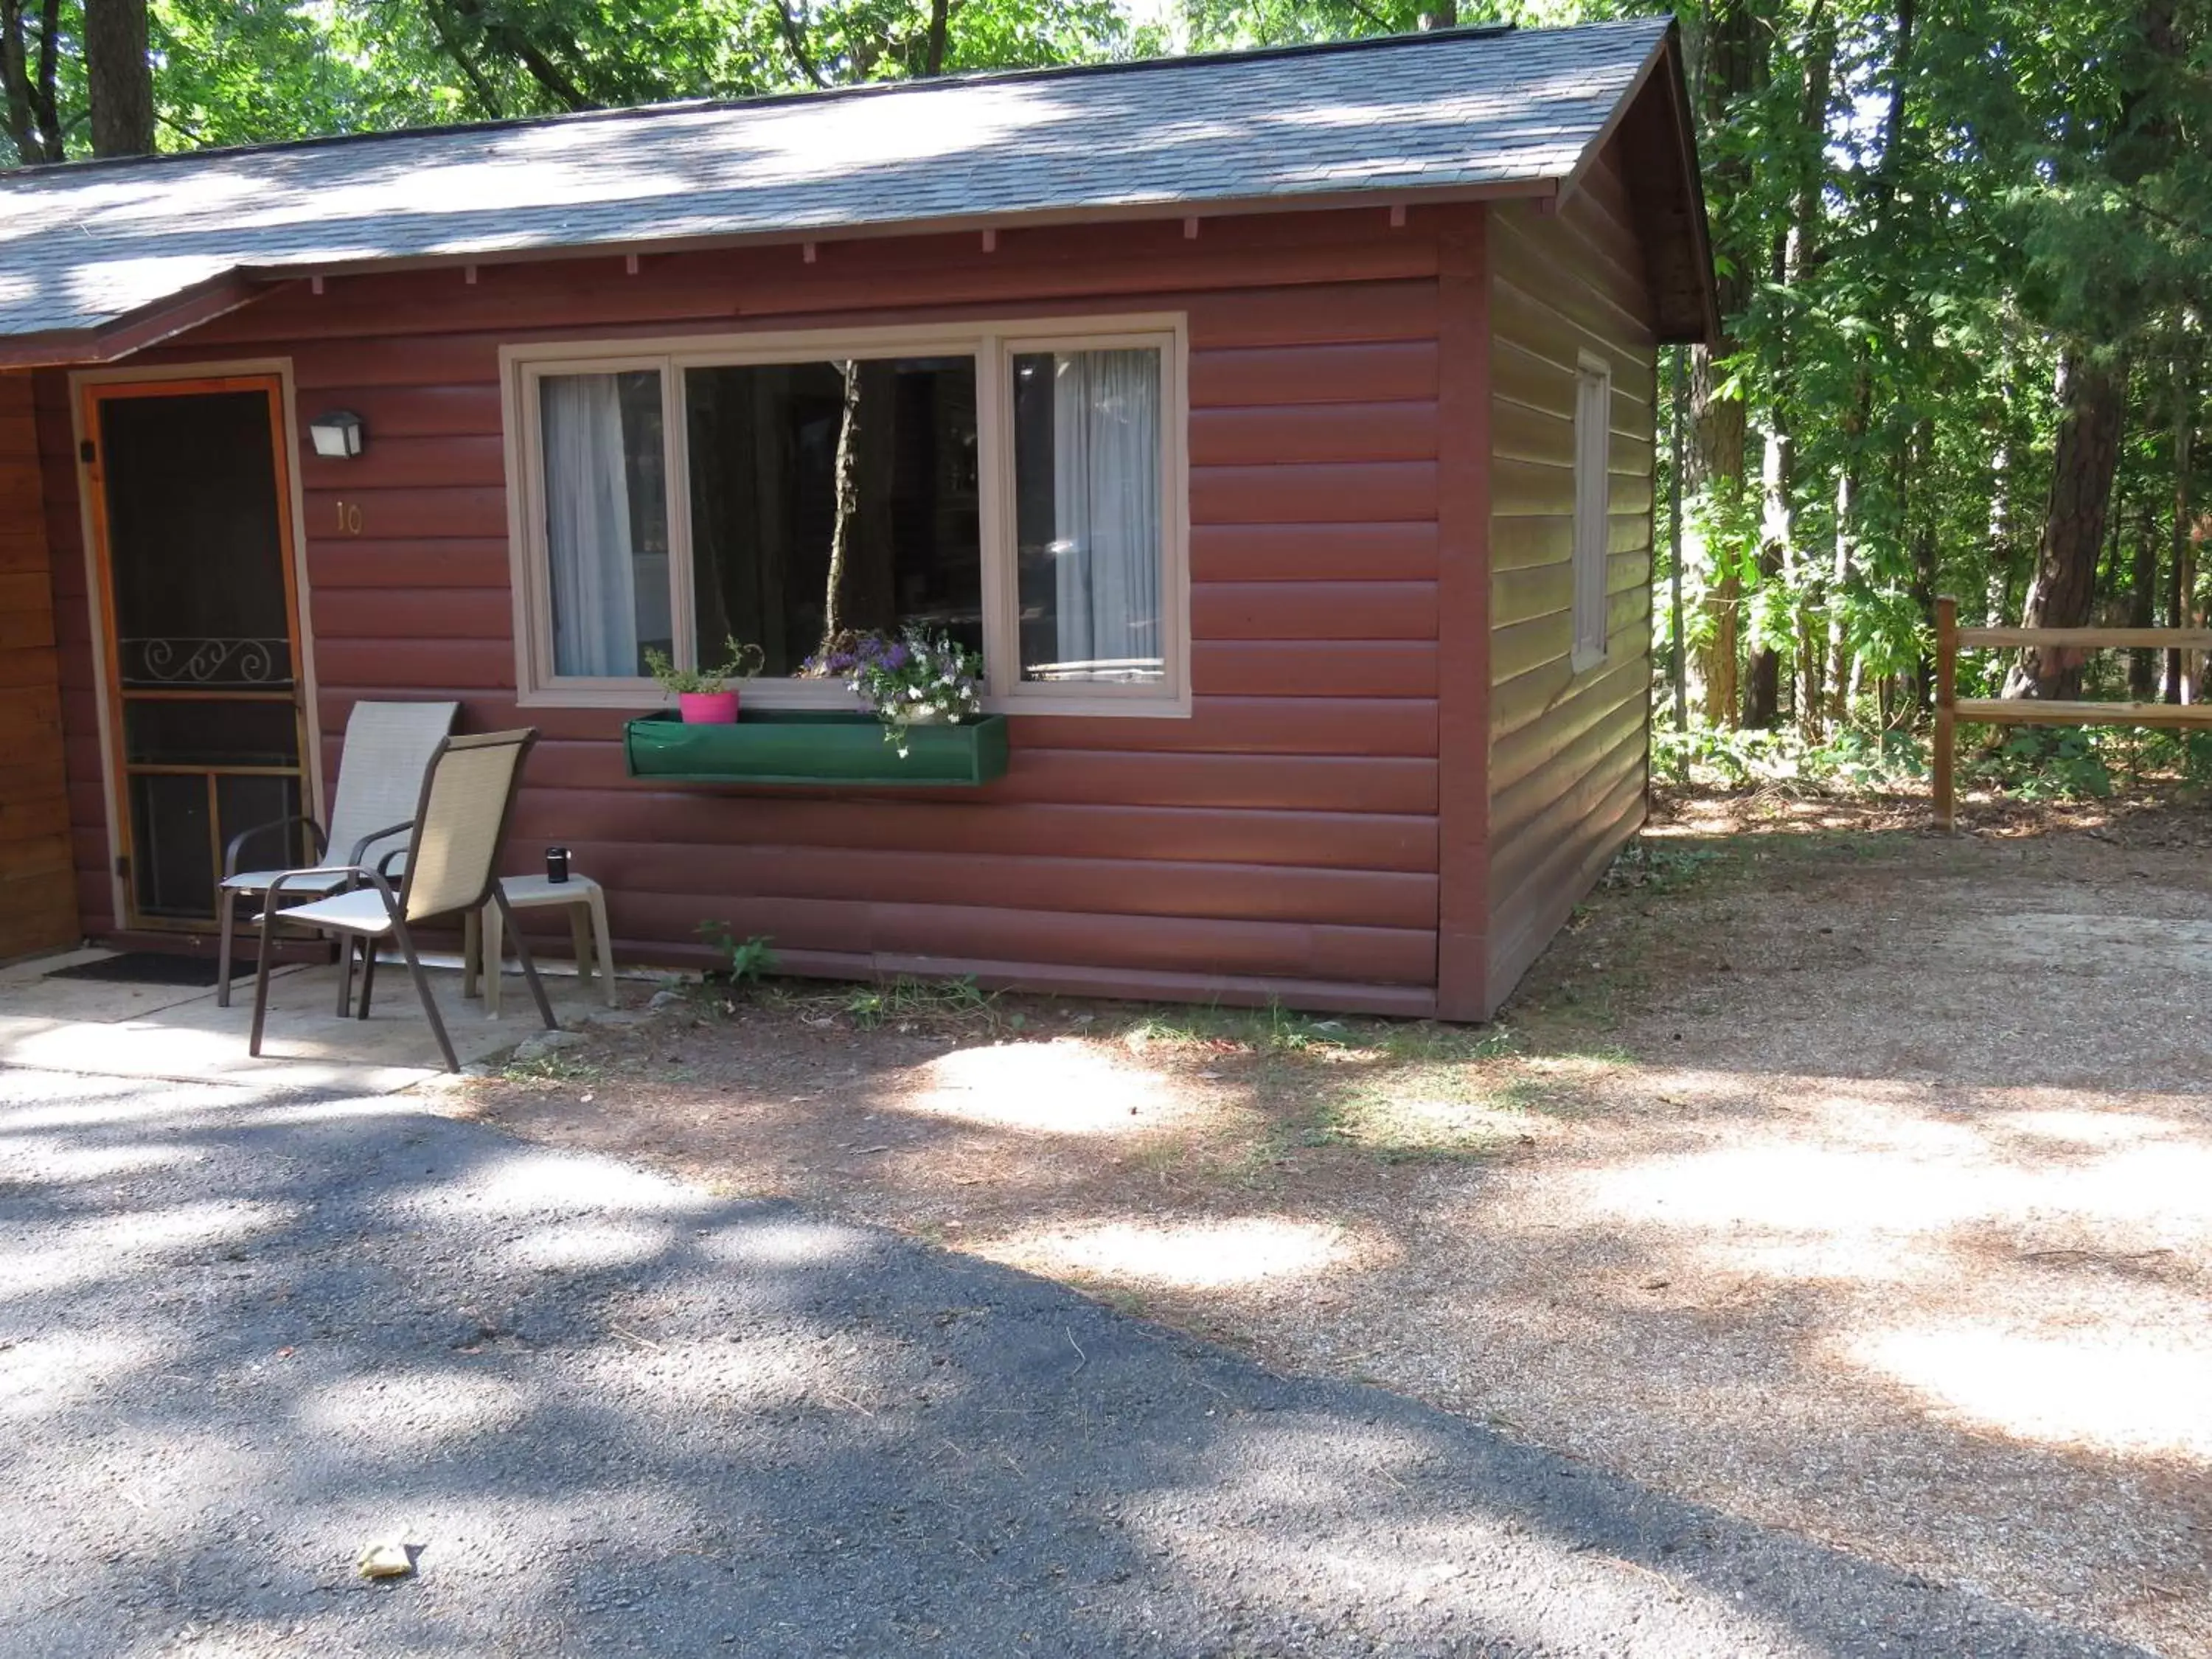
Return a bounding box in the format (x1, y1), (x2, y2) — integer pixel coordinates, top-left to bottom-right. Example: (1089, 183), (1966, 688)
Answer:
(44, 953), (245, 988)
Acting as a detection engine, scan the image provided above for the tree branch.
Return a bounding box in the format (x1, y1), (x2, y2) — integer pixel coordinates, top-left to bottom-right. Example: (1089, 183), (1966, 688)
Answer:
(422, 0), (507, 119)
(777, 0), (827, 89)
(495, 27), (597, 111)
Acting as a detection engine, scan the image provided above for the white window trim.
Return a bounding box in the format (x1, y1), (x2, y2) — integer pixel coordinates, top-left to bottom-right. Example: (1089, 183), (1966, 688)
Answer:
(1570, 348), (1613, 675)
(498, 314), (1192, 719)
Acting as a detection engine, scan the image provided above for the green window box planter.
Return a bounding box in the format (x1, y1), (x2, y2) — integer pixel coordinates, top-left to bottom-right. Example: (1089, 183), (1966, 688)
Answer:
(623, 709), (1009, 787)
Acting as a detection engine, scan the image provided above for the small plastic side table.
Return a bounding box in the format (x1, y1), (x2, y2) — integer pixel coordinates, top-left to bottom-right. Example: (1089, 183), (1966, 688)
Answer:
(464, 872), (616, 1018)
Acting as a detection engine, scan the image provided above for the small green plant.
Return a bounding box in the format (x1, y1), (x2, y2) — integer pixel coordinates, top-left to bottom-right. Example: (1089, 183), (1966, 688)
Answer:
(1969, 726), (2114, 801)
(696, 922), (777, 986)
(844, 975), (998, 1029)
(1601, 839), (1722, 895)
(644, 636), (765, 696)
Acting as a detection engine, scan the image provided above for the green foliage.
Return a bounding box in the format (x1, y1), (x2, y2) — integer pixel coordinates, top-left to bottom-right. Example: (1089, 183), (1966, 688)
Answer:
(1978, 728), (2115, 801)
(646, 637), (765, 696)
(4, 0), (2205, 816)
(1656, 720), (1929, 792)
(696, 922), (778, 985)
(1599, 840), (1722, 896)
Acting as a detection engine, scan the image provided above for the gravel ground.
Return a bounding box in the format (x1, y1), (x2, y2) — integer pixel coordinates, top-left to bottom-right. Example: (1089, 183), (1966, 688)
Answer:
(0, 1062), (2160, 1658)
(463, 799), (2212, 1657)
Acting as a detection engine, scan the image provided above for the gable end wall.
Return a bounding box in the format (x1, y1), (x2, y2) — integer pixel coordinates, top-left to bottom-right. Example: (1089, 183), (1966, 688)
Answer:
(1484, 147), (1658, 1013)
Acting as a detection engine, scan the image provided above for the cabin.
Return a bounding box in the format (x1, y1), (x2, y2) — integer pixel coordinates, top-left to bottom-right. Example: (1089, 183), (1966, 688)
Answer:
(0, 18), (1715, 1020)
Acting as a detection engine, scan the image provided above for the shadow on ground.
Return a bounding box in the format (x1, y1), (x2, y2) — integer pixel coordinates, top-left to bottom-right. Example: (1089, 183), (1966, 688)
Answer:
(0, 1065), (2157, 1658)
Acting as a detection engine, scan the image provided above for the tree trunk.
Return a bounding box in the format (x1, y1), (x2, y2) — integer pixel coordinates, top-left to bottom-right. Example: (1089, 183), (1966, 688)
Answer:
(1750, 7), (1834, 736)
(1745, 423), (1786, 729)
(924, 0), (950, 74)
(1692, 341), (1744, 726)
(1, 0), (63, 163)
(1, 0), (35, 162)
(1908, 414), (1936, 712)
(1668, 348), (1688, 740)
(2166, 355), (2196, 701)
(821, 359), (864, 647)
(2129, 506), (2158, 699)
(86, 0), (154, 157)
(1687, 0), (1761, 729)
(2008, 349), (2129, 699)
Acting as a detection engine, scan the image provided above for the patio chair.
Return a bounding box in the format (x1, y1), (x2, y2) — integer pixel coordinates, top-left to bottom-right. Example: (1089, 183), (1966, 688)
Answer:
(216, 700), (459, 1008)
(246, 729), (555, 1074)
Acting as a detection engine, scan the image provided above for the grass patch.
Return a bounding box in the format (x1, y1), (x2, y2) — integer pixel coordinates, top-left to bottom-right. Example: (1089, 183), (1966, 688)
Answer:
(498, 1052), (603, 1085)
(844, 975), (1008, 1032)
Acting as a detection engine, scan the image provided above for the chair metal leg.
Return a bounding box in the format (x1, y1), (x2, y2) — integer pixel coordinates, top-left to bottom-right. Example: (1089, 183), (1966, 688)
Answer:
(462, 909), (482, 1000)
(216, 886), (239, 1008)
(248, 905), (279, 1057)
(483, 897), (505, 1020)
(336, 934), (356, 1018)
(493, 888), (560, 1032)
(357, 942), (378, 1020)
(392, 917), (459, 1074)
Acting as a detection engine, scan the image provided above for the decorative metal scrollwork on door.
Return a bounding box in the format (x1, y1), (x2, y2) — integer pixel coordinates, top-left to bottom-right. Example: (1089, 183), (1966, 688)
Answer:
(118, 637), (293, 687)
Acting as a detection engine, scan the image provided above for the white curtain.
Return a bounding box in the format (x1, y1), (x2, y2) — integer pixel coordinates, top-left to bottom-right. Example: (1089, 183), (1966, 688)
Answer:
(1052, 349), (1161, 678)
(541, 374), (640, 677)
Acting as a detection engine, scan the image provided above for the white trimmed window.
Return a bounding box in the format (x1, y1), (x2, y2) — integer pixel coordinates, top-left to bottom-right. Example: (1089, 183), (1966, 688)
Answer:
(503, 317), (1191, 716)
(1571, 350), (1613, 672)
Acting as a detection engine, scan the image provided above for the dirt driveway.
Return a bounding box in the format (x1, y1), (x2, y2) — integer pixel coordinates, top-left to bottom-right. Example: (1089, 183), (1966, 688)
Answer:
(464, 791), (2212, 1657)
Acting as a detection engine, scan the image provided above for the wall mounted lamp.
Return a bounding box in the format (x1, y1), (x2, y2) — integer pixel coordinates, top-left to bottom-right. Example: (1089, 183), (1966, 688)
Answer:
(308, 410), (365, 459)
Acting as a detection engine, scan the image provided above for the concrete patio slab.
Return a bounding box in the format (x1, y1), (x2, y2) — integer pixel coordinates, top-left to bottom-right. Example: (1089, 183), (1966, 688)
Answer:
(0, 948), (640, 1096)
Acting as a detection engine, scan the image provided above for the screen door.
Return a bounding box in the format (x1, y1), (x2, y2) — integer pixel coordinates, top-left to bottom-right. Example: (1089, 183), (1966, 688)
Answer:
(85, 378), (309, 930)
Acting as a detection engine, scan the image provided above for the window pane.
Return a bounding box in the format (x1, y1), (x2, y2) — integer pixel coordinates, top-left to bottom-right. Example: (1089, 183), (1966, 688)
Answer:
(1012, 347), (1164, 686)
(686, 357), (981, 678)
(539, 369), (669, 678)
(1572, 363), (1610, 664)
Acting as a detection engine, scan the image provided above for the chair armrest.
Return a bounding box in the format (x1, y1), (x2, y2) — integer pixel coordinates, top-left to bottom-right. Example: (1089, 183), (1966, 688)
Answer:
(224, 814), (328, 877)
(257, 864), (403, 922)
(344, 819), (416, 871)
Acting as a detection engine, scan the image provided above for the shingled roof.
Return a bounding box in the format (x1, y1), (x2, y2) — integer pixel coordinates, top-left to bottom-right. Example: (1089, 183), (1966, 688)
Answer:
(0, 17), (1713, 361)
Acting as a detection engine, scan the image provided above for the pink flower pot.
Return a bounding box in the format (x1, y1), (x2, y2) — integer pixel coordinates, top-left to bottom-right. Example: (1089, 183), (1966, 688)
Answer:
(678, 690), (740, 724)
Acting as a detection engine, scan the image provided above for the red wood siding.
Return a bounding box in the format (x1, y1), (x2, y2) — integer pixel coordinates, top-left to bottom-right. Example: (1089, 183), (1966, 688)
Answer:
(1484, 146), (1658, 1012)
(41, 209), (1458, 1013)
(35, 369), (114, 940)
(0, 371), (77, 959)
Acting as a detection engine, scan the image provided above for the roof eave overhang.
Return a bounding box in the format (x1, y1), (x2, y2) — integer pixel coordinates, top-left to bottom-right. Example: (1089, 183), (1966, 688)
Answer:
(1551, 20), (1721, 347)
(0, 271), (268, 369)
(237, 173), (1563, 283)
(0, 175), (1563, 362)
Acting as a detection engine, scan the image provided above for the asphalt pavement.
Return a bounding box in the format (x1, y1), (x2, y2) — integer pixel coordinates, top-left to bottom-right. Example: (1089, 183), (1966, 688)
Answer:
(0, 1064), (2149, 1658)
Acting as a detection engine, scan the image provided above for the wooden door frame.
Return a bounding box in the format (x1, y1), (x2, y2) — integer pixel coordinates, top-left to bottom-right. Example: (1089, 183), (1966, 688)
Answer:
(68, 359), (325, 935)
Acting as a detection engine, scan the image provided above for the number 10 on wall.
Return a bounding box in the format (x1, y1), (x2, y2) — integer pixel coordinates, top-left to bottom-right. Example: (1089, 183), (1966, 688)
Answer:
(333, 500), (362, 535)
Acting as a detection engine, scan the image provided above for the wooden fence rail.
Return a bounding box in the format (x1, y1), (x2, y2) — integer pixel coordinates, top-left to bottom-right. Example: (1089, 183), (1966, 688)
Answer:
(1933, 594), (2212, 830)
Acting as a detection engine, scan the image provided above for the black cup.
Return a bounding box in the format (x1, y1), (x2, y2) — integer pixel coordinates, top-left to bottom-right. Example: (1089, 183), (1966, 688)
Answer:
(545, 846), (570, 884)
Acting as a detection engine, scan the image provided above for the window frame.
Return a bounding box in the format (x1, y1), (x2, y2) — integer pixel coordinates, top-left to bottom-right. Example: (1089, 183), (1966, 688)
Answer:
(499, 314), (1192, 717)
(1570, 349), (1613, 675)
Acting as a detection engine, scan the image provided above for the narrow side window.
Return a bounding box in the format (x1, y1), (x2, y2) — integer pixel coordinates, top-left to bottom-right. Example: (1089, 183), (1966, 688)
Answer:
(538, 367), (670, 678)
(1009, 345), (1167, 687)
(1571, 353), (1612, 672)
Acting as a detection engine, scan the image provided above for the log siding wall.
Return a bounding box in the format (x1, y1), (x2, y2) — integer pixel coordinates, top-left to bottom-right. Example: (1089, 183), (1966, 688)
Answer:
(0, 372), (77, 960)
(43, 210), (1458, 1014)
(1484, 151), (1658, 1011)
